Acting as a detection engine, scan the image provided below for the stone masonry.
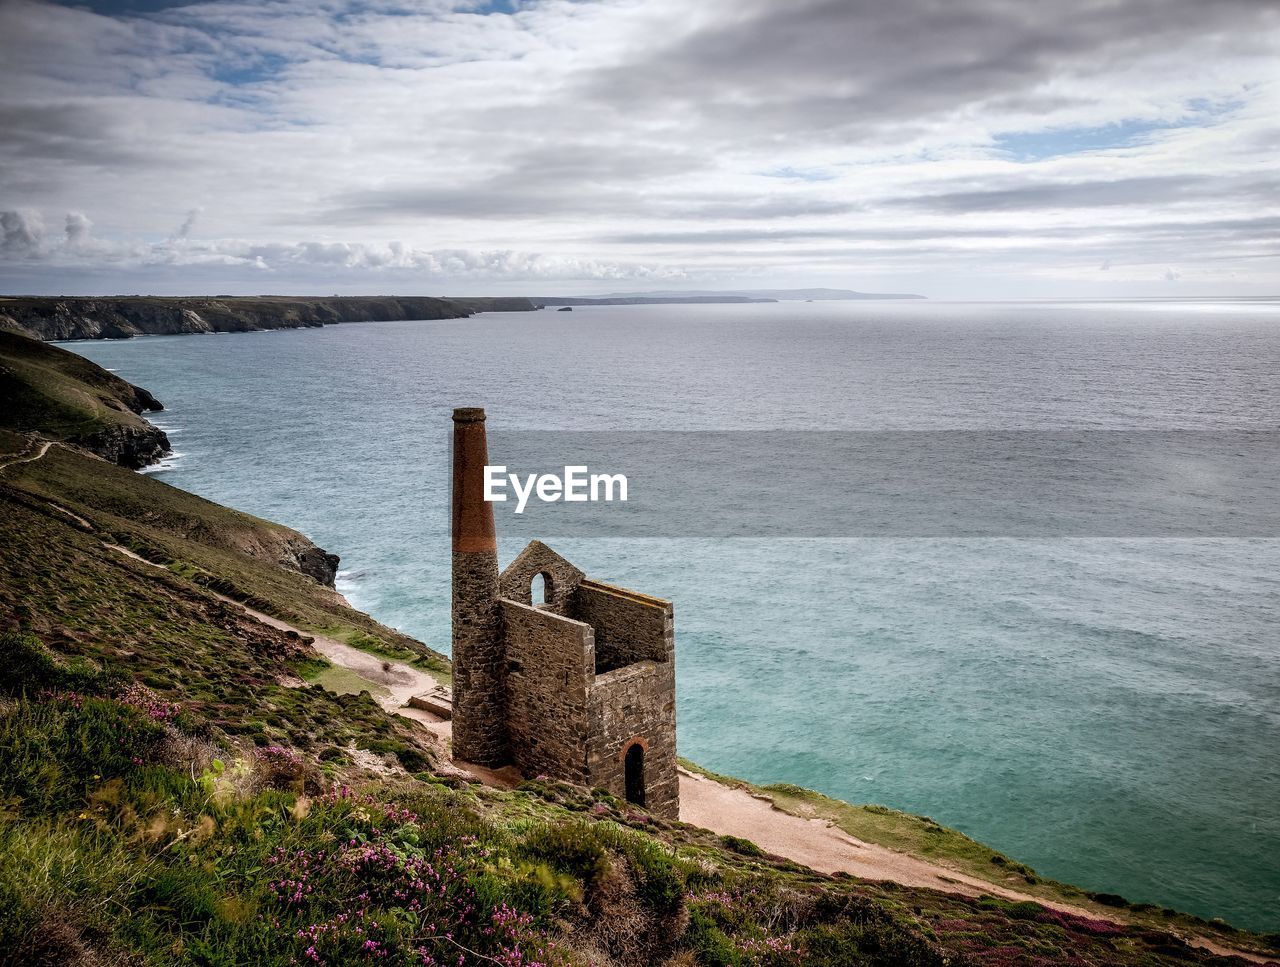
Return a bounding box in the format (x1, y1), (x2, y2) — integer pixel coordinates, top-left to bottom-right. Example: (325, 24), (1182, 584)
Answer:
(450, 408), (678, 819)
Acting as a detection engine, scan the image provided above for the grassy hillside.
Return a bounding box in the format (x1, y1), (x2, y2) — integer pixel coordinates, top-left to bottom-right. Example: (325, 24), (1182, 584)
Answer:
(0, 356), (1275, 965)
(0, 330), (168, 467)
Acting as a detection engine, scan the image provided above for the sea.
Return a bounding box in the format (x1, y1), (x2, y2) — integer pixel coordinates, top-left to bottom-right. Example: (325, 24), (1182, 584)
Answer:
(63, 299), (1280, 931)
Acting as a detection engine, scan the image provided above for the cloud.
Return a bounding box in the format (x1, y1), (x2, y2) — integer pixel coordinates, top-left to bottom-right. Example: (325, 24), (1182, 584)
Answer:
(886, 174), (1280, 213)
(574, 0), (1280, 142)
(1, 209), (45, 258)
(0, 207), (688, 282)
(176, 208), (201, 239)
(0, 0), (1277, 295)
(65, 211), (92, 247)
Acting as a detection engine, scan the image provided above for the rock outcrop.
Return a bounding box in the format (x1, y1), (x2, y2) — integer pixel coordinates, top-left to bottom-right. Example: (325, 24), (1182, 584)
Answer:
(78, 423), (171, 470)
(285, 539), (342, 588)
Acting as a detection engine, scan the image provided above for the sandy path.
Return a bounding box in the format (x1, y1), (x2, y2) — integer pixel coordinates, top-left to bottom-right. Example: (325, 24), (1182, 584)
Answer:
(102, 541), (440, 714)
(231, 600), (438, 712)
(679, 767), (995, 892)
(678, 768), (1273, 964)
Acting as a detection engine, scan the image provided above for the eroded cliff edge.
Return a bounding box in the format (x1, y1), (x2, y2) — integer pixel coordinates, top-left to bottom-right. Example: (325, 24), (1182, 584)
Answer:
(0, 295), (536, 341)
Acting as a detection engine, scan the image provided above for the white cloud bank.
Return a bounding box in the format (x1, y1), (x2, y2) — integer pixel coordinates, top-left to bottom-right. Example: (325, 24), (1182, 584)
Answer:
(0, 0), (1277, 296)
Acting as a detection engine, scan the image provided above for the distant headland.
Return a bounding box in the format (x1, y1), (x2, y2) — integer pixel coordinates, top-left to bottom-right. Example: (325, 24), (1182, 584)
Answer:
(0, 295), (533, 342)
(0, 289), (928, 341)
(533, 287), (927, 306)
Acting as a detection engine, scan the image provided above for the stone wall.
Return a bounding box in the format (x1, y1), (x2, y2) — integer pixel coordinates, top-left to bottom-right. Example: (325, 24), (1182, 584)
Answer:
(461, 533), (679, 819)
(500, 599), (594, 782)
(451, 549), (508, 765)
(573, 580), (672, 673)
(499, 540), (584, 615)
(587, 659), (679, 819)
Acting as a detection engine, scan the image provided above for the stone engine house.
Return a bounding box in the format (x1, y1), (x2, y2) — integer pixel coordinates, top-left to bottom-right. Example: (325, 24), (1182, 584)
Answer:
(450, 407), (678, 818)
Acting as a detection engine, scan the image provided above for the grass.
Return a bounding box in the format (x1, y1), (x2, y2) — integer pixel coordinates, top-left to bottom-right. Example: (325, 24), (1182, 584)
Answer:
(305, 663), (391, 701)
(0, 331), (157, 443)
(2, 494), (1275, 965)
(1, 434), (445, 667)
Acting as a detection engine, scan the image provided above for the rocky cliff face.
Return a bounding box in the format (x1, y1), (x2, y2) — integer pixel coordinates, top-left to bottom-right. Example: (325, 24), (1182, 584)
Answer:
(0, 295), (537, 342)
(285, 539), (342, 588)
(77, 422), (172, 470)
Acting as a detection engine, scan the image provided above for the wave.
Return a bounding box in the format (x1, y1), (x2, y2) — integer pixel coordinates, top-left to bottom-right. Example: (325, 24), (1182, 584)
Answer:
(139, 451), (184, 474)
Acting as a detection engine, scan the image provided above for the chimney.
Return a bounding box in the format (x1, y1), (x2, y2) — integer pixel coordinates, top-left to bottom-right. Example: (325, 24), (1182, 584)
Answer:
(449, 407), (507, 765)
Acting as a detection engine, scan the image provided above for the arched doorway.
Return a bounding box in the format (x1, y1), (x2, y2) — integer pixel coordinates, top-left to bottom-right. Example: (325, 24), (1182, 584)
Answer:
(624, 743), (646, 807)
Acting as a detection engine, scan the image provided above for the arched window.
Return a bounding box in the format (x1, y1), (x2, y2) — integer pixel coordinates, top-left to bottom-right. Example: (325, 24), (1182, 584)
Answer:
(530, 571), (553, 606)
(624, 743), (646, 807)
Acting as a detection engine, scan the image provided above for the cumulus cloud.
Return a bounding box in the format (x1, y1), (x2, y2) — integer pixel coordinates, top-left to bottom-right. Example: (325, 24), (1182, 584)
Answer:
(0, 207), (687, 283)
(64, 211), (92, 247)
(1, 209), (45, 258)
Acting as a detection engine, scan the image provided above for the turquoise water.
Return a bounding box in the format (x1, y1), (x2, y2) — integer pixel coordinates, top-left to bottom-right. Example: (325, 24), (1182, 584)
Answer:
(66, 301), (1280, 930)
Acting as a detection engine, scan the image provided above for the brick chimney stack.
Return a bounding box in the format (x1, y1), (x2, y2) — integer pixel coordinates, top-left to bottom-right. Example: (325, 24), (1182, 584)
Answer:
(450, 407), (507, 765)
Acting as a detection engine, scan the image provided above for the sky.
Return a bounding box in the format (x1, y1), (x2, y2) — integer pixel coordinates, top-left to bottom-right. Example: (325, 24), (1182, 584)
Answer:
(0, 0), (1277, 298)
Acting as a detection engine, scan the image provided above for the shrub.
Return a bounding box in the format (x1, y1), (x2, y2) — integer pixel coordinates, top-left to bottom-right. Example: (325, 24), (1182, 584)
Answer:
(1087, 891), (1131, 908)
(684, 908), (743, 967)
(253, 745), (311, 790)
(0, 694), (166, 812)
(522, 820), (614, 892)
(357, 737), (429, 772)
(719, 834), (766, 858)
(798, 920), (949, 967)
(602, 827), (687, 915)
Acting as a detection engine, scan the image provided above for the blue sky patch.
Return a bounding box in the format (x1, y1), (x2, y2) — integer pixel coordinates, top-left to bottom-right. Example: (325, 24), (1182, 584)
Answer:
(994, 119), (1185, 162)
(759, 166), (836, 182)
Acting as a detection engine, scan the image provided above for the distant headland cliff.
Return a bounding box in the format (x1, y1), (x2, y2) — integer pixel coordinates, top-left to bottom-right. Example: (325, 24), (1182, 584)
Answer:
(0, 295), (538, 342)
(0, 289), (926, 342)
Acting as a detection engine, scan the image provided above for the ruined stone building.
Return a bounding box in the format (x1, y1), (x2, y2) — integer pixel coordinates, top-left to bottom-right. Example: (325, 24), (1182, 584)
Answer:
(450, 407), (678, 819)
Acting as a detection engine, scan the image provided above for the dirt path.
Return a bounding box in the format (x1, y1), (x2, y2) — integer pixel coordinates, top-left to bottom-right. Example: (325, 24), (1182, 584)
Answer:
(0, 439), (52, 472)
(680, 767), (1001, 892)
(103, 541), (443, 715)
(679, 768), (1272, 964)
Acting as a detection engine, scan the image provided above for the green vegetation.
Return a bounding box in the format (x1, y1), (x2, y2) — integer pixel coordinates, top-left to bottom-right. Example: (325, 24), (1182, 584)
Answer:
(0, 426), (446, 669)
(1, 353), (1274, 964)
(304, 662), (392, 701)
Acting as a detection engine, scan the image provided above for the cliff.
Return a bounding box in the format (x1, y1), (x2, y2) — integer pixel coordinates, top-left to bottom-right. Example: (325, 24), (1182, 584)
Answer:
(0, 329), (170, 468)
(0, 330), (345, 587)
(0, 294), (538, 342)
